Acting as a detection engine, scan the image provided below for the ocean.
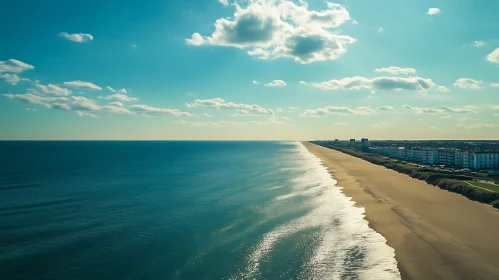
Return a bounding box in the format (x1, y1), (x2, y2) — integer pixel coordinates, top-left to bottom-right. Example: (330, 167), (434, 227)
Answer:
(0, 141), (400, 279)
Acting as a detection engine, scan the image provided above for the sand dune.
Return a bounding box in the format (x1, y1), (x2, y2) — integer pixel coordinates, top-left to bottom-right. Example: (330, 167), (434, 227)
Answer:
(304, 142), (499, 280)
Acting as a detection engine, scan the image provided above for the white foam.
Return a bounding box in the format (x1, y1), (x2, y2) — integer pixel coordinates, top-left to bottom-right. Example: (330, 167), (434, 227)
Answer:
(240, 142), (401, 279)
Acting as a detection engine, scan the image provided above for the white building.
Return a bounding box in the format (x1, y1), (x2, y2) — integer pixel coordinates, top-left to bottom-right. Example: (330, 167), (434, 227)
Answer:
(469, 153), (499, 170)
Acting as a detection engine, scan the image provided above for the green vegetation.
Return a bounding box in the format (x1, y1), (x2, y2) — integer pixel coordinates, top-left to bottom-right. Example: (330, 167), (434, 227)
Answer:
(466, 181), (499, 192)
(314, 143), (499, 209)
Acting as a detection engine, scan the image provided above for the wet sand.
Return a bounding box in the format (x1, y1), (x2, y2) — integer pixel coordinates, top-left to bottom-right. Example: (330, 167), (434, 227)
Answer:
(304, 142), (499, 280)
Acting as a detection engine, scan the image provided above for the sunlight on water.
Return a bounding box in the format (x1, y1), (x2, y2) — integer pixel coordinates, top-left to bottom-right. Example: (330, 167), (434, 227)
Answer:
(239, 143), (401, 280)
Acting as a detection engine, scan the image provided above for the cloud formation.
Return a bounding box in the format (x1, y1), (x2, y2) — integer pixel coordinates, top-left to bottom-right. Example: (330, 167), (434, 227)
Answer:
(129, 105), (192, 117)
(427, 8), (441, 15)
(35, 84), (72, 96)
(454, 78), (482, 89)
(402, 104), (476, 114)
(374, 66), (416, 75)
(264, 80), (286, 87)
(0, 59), (34, 73)
(218, 0), (229, 6)
(59, 32), (94, 43)
(302, 76), (443, 91)
(378, 105), (394, 111)
(487, 48), (499, 64)
(63, 80), (102, 91)
(0, 73), (30, 85)
(187, 1), (356, 63)
(473, 41), (485, 48)
(100, 93), (138, 102)
(300, 106), (376, 118)
(186, 97), (274, 115)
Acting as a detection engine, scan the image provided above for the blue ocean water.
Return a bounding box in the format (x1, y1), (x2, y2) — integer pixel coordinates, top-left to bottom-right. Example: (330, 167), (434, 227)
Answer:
(0, 141), (400, 279)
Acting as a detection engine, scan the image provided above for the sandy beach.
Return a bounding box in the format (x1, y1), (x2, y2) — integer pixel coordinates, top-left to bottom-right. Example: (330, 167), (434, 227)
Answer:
(304, 142), (499, 280)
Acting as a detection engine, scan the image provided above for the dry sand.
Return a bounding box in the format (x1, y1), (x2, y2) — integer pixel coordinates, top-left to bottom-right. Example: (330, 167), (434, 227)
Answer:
(304, 142), (499, 280)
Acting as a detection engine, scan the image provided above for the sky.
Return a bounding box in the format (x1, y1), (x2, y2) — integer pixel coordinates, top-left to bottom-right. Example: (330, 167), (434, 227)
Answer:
(1, 0), (498, 140)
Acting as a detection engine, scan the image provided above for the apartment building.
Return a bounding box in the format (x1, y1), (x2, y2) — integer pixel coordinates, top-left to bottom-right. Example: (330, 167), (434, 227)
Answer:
(368, 146), (498, 170)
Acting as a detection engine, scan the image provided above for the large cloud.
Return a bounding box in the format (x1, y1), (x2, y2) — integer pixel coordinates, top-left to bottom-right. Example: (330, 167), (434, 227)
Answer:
(427, 8), (441, 15)
(487, 48), (499, 64)
(300, 106), (376, 118)
(0, 59), (34, 73)
(302, 76), (442, 91)
(186, 1), (355, 63)
(186, 97), (274, 115)
(454, 78), (482, 89)
(59, 32), (94, 43)
(63, 80), (102, 91)
(3, 92), (190, 118)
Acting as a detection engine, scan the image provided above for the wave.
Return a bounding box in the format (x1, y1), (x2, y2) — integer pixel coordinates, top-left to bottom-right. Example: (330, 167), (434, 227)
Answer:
(239, 142), (401, 279)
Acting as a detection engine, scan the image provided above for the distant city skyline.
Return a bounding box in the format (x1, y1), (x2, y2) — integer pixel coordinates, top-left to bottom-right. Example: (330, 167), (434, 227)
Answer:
(1, 0), (499, 140)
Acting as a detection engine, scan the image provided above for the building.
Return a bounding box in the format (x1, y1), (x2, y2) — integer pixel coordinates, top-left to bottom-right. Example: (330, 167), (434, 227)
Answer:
(360, 138), (369, 151)
(470, 153), (499, 170)
(349, 139), (355, 146)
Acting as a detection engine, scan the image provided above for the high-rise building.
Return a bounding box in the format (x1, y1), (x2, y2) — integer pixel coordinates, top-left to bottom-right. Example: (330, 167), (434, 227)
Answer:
(349, 139), (355, 146)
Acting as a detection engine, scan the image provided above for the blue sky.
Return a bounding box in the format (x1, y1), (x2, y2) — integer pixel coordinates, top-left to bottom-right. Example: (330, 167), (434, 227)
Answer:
(1, 0), (498, 140)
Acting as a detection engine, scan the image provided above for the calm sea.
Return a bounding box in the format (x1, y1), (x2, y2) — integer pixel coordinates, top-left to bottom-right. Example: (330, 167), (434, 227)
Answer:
(0, 141), (400, 279)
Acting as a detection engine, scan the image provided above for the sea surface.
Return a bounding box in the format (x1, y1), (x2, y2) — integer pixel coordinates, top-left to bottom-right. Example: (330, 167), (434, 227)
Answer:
(0, 141), (400, 279)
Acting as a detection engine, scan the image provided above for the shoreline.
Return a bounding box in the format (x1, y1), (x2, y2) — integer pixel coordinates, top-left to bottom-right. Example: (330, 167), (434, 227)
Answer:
(303, 142), (499, 280)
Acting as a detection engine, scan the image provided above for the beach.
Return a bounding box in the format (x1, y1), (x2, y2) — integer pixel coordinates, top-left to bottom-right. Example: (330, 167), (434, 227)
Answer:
(304, 142), (499, 280)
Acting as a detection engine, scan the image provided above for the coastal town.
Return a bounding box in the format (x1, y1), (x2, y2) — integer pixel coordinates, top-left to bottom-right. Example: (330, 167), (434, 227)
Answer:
(323, 139), (499, 172)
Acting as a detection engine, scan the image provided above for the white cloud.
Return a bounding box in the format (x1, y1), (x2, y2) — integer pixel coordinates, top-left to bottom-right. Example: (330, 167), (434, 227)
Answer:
(402, 104), (476, 115)
(106, 86), (117, 92)
(491, 83), (499, 87)
(100, 93), (138, 102)
(63, 80), (102, 90)
(0, 59), (34, 73)
(175, 120), (223, 127)
(378, 105), (394, 111)
(300, 106), (376, 118)
(129, 105), (192, 117)
(247, 48), (271, 59)
(204, 113), (212, 117)
(76, 111), (98, 118)
(0, 73), (26, 85)
(438, 86), (449, 92)
(427, 8), (441, 15)
(473, 41), (485, 48)
(487, 48), (499, 64)
(59, 32), (94, 43)
(253, 80), (260, 85)
(457, 123), (499, 129)
(35, 84), (72, 96)
(276, 108), (283, 112)
(440, 106), (476, 114)
(264, 80), (286, 87)
(374, 66), (416, 75)
(187, 1), (355, 63)
(454, 78), (482, 89)
(289, 106), (297, 110)
(303, 76), (440, 91)
(377, 27), (383, 32)
(109, 101), (124, 107)
(372, 121), (390, 128)
(186, 97), (274, 115)
(218, 0), (229, 7)
(118, 88), (128, 94)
